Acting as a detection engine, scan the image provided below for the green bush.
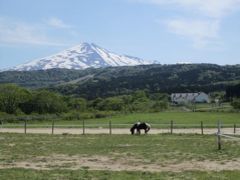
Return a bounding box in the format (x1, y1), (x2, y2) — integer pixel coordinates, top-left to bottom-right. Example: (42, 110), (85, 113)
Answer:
(231, 98), (240, 110)
(151, 101), (168, 112)
(30, 90), (68, 114)
(0, 84), (31, 114)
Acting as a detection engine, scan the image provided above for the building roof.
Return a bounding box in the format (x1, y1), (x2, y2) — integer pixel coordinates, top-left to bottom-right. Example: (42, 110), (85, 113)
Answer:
(171, 92), (208, 102)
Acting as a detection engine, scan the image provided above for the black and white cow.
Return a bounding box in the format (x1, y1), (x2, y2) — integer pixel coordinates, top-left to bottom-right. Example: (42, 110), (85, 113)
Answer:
(130, 122), (151, 135)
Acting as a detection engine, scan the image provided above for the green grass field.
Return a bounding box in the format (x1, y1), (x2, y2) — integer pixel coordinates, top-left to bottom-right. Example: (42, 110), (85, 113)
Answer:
(0, 133), (239, 179)
(1, 169), (240, 180)
(2, 111), (239, 128)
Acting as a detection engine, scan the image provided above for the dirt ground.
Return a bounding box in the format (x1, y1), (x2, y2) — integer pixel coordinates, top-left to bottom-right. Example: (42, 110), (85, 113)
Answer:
(1, 129), (239, 172)
(0, 154), (240, 172)
(0, 127), (239, 135)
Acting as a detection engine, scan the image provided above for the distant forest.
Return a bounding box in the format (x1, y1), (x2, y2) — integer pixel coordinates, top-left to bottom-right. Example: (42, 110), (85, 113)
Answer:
(0, 64), (240, 99)
(1, 64), (240, 116)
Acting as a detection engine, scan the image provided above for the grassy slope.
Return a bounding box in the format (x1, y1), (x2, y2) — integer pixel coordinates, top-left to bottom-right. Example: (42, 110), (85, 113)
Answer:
(0, 133), (240, 179)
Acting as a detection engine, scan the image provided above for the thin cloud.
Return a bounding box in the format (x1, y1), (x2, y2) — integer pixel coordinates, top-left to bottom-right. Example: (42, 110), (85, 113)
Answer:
(133, 0), (240, 48)
(135, 0), (240, 18)
(46, 17), (71, 29)
(0, 17), (70, 46)
(165, 18), (220, 48)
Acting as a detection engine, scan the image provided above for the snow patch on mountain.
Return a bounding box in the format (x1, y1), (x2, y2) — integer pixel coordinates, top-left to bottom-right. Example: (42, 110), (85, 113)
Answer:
(11, 43), (153, 71)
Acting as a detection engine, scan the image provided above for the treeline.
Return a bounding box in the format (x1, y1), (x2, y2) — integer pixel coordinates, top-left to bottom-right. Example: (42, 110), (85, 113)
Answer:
(226, 83), (240, 100)
(0, 68), (97, 88)
(50, 64), (240, 99)
(226, 83), (240, 110)
(0, 84), (67, 114)
(1, 64), (240, 99)
(0, 84), (169, 115)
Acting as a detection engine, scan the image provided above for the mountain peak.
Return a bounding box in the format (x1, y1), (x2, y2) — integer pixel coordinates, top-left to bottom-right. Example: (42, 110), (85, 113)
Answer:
(11, 43), (153, 71)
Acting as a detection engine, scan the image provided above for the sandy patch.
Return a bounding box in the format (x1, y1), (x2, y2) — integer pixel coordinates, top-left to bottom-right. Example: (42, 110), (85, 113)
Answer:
(8, 143), (15, 147)
(0, 154), (240, 172)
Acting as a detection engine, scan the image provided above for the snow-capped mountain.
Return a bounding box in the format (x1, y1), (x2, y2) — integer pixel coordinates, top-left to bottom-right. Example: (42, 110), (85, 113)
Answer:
(12, 43), (153, 71)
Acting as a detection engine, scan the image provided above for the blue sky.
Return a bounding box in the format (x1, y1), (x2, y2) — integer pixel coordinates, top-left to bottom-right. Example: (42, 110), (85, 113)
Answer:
(1, 0), (240, 69)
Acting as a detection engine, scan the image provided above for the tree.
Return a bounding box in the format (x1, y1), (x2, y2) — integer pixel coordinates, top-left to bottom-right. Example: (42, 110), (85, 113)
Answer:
(226, 84), (240, 100)
(132, 90), (148, 102)
(210, 91), (225, 104)
(89, 98), (104, 110)
(149, 93), (169, 101)
(0, 84), (30, 114)
(120, 95), (133, 112)
(231, 98), (240, 110)
(104, 97), (124, 111)
(31, 90), (67, 114)
(151, 101), (168, 112)
(131, 90), (150, 112)
(68, 97), (87, 112)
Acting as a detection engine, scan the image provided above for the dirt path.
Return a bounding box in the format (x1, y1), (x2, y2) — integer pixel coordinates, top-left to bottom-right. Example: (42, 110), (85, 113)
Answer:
(0, 127), (239, 135)
(0, 154), (240, 172)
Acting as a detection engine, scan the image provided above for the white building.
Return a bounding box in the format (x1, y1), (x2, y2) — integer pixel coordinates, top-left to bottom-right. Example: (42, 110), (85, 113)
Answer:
(171, 92), (210, 104)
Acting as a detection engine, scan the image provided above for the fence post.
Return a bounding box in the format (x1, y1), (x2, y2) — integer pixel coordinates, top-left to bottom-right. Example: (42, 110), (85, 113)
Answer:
(52, 119), (55, 135)
(217, 120), (222, 150)
(234, 123), (236, 135)
(24, 119), (27, 134)
(82, 119), (85, 135)
(201, 121), (204, 135)
(109, 121), (112, 135)
(170, 120), (173, 134)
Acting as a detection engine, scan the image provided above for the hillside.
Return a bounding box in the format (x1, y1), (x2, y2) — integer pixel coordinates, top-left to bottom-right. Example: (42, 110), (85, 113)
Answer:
(1, 64), (240, 99)
(50, 64), (240, 99)
(0, 68), (97, 88)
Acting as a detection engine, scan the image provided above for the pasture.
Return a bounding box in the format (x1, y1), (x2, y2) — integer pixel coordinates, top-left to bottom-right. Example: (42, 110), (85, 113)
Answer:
(0, 133), (240, 179)
(1, 111), (239, 128)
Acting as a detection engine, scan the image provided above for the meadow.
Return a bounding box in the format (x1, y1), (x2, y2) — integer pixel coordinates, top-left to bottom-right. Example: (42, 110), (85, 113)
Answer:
(2, 111), (239, 129)
(0, 133), (240, 179)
